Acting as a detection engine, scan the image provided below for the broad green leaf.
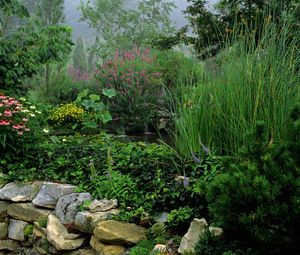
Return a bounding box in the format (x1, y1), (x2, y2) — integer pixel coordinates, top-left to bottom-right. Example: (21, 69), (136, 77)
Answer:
(102, 88), (117, 98)
(101, 111), (112, 124)
(89, 94), (101, 101)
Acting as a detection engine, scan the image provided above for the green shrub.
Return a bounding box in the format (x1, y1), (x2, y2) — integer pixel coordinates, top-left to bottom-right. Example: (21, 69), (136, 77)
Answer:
(167, 207), (194, 227)
(156, 50), (203, 89)
(204, 104), (300, 254)
(129, 246), (150, 255)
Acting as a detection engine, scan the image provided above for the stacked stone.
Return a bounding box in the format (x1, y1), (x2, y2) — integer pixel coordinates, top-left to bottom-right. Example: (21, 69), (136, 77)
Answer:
(0, 182), (147, 255)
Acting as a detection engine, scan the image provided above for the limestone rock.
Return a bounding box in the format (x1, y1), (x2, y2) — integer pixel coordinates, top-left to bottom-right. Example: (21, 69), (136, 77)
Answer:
(90, 235), (124, 255)
(63, 248), (96, 255)
(75, 209), (119, 234)
(88, 199), (118, 213)
(55, 193), (91, 224)
(8, 219), (28, 241)
(0, 240), (20, 251)
(47, 214), (85, 251)
(94, 220), (147, 245)
(209, 226), (224, 237)
(153, 244), (167, 253)
(0, 223), (8, 240)
(0, 182), (41, 202)
(33, 222), (47, 237)
(178, 218), (208, 254)
(32, 183), (76, 208)
(7, 203), (51, 222)
(0, 201), (9, 221)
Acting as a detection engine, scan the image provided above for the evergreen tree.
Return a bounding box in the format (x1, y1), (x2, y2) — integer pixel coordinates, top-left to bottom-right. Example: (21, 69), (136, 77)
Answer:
(72, 36), (87, 73)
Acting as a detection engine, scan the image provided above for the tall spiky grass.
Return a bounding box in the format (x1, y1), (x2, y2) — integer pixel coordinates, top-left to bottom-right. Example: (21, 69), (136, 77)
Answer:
(173, 15), (300, 156)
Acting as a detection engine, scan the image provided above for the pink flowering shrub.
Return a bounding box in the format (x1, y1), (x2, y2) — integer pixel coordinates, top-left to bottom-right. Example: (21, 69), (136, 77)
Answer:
(0, 93), (34, 154)
(95, 47), (163, 132)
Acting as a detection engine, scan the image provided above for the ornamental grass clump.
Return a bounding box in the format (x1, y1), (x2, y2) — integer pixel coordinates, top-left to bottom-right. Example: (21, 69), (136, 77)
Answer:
(173, 14), (300, 156)
(48, 103), (85, 128)
(95, 46), (163, 132)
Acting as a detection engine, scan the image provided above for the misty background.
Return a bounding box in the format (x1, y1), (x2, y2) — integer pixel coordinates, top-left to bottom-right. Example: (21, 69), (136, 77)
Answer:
(64, 0), (218, 40)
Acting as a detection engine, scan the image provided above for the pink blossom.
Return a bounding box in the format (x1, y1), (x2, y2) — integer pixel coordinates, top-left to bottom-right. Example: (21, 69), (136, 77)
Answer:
(0, 119), (10, 126)
(4, 109), (12, 117)
(12, 125), (23, 130)
(22, 118), (29, 122)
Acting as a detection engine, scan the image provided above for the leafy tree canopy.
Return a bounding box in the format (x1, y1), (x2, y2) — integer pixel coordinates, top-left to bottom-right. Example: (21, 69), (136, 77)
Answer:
(0, 0), (73, 91)
(80, 0), (175, 60)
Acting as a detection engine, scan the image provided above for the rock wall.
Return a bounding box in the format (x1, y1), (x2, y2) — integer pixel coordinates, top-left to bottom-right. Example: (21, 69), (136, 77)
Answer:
(0, 182), (146, 255)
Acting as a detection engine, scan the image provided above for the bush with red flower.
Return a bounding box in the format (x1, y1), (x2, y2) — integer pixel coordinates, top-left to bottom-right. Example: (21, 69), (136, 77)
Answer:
(95, 47), (163, 133)
(0, 93), (37, 155)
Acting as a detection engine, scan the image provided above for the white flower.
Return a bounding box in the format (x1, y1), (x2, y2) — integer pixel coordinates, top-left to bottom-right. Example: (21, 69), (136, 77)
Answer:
(21, 109), (30, 113)
(43, 128), (49, 133)
(62, 138), (67, 142)
(19, 97), (26, 101)
(29, 105), (36, 109)
(29, 113), (35, 117)
(35, 111), (42, 114)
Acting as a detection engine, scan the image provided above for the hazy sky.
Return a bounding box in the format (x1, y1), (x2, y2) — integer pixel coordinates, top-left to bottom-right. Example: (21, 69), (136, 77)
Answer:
(65, 0), (219, 40)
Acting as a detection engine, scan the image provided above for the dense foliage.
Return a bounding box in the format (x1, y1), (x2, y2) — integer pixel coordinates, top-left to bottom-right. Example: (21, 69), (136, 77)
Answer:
(0, 0), (73, 91)
(198, 104), (300, 254)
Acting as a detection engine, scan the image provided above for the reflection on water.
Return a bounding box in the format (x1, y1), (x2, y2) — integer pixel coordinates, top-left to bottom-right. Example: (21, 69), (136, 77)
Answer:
(113, 132), (172, 145)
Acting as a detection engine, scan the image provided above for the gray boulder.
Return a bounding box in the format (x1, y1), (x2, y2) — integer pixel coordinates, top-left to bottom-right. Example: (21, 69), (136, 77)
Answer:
(74, 209), (119, 234)
(0, 182), (42, 202)
(8, 219), (29, 241)
(55, 193), (91, 224)
(32, 183), (76, 208)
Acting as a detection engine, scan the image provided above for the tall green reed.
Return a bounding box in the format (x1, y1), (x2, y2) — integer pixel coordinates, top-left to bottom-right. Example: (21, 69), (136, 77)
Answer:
(173, 15), (300, 156)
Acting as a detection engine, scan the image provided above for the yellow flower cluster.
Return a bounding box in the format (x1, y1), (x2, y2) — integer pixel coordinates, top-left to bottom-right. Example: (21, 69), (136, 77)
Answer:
(49, 103), (85, 126)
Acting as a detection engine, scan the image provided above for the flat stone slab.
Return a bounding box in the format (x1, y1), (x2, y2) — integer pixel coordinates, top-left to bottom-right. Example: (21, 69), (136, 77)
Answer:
(32, 183), (76, 209)
(0, 240), (20, 251)
(7, 203), (51, 222)
(94, 220), (147, 245)
(75, 209), (120, 234)
(0, 182), (42, 202)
